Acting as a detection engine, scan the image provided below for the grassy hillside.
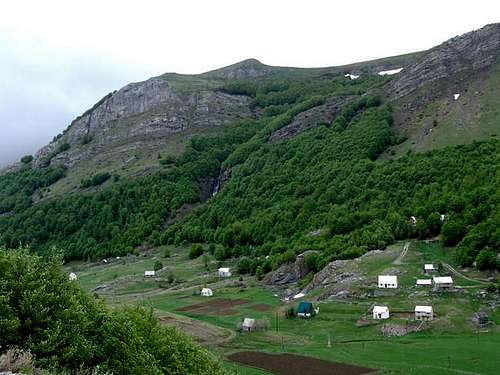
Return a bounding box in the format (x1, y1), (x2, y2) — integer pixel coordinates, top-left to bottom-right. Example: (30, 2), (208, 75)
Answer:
(0, 72), (386, 261)
(392, 61), (500, 155)
(69, 241), (500, 374)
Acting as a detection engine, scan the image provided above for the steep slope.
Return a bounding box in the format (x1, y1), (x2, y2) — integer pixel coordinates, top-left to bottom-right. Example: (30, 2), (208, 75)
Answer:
(27, 75), (255, 196)
(388, 23), (500, 153)
(0, 23), (499, 272)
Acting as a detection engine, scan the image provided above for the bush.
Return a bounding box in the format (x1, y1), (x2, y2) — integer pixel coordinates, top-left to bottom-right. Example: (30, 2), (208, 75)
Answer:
(81, 172), (111, 188)
(167, 273), (175, 284)
(236, 256), (255, 274)
(81, 134), (93, 145)
(160, 155), (177, 165)
(254, 317), (271, 331)
(153, 260), (163, 271)
(305, 252), (320, 273)
(285, 307), (296, 319)
(486, 283), (498, 293)
(0, 249), (225, 374)
(20, 155), (33, 164)
(442, 219), (467, 246)
(55, 142), (71, 154)
(475, 248), (497, 270)
(189, 244), (204, 259)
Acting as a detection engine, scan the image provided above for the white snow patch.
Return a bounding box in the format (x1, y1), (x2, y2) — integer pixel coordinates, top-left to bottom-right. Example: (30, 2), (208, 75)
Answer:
(454, 93), (460, 100)
(378, 68), (403, 76)
(344, 73), (360, 80)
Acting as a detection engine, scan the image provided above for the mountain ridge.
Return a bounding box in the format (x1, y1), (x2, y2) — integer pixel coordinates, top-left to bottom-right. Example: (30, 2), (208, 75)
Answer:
(0, 23), (499, 272)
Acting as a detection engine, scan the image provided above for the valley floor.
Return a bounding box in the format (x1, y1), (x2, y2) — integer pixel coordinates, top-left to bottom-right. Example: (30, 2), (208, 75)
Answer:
(67, 242), (500, 375)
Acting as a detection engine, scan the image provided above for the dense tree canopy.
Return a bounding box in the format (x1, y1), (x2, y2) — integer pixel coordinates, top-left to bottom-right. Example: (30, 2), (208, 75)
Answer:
(0, 72), (498, 271)
(0, 249), (226, 374)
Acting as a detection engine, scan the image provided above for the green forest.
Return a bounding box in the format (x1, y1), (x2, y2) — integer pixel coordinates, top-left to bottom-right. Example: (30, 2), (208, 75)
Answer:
(0, 74), (498, 272)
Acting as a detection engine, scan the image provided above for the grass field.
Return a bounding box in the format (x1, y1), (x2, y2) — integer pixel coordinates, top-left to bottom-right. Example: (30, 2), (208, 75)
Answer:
(391, 61), (500, 157)
(69, 241), (499, 374)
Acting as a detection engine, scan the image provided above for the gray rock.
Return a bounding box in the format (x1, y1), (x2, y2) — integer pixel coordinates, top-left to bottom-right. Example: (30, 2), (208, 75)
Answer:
(390, 23), (500, 108)
(302, 259), (365, 295)
(268, 97), (349, 142)
(33, 77), (255, 168)
(267, 251), (316, 285)
(202, 58), (271, 80)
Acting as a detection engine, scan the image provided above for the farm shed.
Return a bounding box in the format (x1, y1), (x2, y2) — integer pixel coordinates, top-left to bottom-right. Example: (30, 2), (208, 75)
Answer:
(68, 272), (77, 281)
(424, 264), (437, 273)
(373, 305), (390, 319)
(218, 267), (232, 277)
(433, 276), (453, 288)
(416, 279), (432, 287)
(378, 275), (398, 288)
(144, 270), (155, 277)
(201, 288), (213, 297)
(297, 302), (315, 318)
(241, 318), (256, 332)
(415, 306), (433, 321)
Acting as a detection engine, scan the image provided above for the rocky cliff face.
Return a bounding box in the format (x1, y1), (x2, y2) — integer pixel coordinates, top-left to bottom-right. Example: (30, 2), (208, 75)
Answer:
(268, 97), (350, 143)
(390, 23), (500, 105)
(201, 58), (273, 80)
(34, 77), (254, 168)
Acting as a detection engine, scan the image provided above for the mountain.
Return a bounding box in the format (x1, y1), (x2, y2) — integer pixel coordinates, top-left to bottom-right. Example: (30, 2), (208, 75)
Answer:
(0, 23), (499, 271)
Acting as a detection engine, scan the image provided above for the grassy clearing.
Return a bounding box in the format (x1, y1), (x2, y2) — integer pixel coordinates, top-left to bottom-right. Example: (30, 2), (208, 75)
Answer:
(70, 242), (499, 374)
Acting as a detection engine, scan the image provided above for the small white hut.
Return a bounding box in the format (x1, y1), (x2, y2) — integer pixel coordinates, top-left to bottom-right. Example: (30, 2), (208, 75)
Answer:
(218, 267), (232, 278)
(378, 275), (398, 288)
(416, 279), (432, 287)
(241, 318), (255, 332)
(144, 270), (155, 278)
(201, 288), (213, 297)
(68, 272), (78, 281)
(415, 305), (434, 320)
(424, 264), (437, 273)
(433, 276), (453, 289)
(373, 306), (390, 320)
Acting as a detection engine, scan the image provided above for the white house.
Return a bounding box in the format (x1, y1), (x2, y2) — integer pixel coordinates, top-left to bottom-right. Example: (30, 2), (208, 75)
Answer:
(424, 264), (437, 273)
(373, 305), (390, 320)
(201, 288), (213, 297)
(440, 214), (446, 222)
(218, 267), (232, 277)
(241, 318), (255, 332)
(410, 216), (417, 225)
(68, 272), (78, 281)
(415, 305), (434, 320)
(144, 270), (155, 277)
(378, 275), (398, 288)
(416, 279), (432, 287)
(433, 276), (453, 288)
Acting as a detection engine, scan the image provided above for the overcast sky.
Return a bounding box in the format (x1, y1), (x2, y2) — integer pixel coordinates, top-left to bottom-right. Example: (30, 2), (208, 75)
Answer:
(1, 0), (499, 167)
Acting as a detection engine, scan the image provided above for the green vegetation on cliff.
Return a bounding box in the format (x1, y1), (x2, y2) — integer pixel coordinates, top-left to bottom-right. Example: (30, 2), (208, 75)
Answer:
(0, 72), (498, 271)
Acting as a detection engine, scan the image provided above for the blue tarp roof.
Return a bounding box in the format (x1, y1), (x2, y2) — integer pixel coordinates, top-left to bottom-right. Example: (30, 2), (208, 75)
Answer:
(297, 302), (314, 314)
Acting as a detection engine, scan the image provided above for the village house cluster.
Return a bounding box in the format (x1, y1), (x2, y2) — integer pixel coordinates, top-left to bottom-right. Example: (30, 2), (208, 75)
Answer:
(373, 263), (455, 321)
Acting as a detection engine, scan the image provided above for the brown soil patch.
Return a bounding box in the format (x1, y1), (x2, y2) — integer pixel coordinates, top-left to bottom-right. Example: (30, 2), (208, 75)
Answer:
(251, 303), (273, 312)
(228, 351), (377, 375)
(156, 311), (234, 345)
(176, 298), (250, 316)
